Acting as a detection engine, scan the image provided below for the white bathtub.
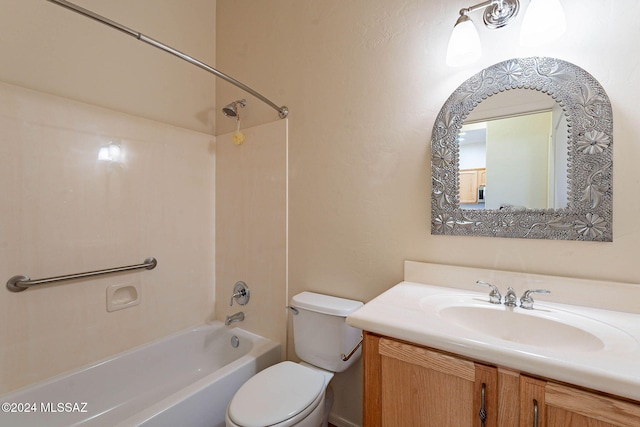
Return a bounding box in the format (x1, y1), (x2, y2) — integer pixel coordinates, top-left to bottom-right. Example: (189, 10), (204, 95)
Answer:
(0, 322), (281, 427)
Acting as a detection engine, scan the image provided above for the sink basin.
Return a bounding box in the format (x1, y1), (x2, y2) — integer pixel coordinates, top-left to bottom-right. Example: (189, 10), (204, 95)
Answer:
(420, 295), (636, 353)
(346, 277), (640, 403)
(438, 304), (604, 351)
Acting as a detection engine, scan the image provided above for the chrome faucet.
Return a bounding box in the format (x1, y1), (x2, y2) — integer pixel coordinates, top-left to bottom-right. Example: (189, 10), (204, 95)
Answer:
(476, 280), (502, 304)
(229, 281), (250, 306)
(520, 289), (551, 310)
(504, 287), (518, 307)
(225, 311), (245, 325)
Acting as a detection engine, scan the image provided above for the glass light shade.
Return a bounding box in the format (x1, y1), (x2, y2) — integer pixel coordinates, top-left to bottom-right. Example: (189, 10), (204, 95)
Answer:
(446, 16), (482, 67)
(520, 0), (566, 47)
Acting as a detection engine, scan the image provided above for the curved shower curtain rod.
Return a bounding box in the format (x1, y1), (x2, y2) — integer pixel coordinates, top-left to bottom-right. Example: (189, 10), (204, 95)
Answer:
(46, 0), (289, 119)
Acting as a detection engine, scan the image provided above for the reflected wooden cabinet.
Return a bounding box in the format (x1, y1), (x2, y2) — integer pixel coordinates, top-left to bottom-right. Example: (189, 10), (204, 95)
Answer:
(459, 168), (485, 204)
(478, 169), (486, 186)
(363, 333), (640, 427)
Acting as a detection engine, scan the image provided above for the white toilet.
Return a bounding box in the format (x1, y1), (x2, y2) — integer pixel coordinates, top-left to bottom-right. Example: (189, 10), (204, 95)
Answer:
(225, 292), (363, 427)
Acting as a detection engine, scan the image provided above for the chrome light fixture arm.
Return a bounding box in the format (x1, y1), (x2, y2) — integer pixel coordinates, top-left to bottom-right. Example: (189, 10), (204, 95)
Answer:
(457, 0), (520, 29)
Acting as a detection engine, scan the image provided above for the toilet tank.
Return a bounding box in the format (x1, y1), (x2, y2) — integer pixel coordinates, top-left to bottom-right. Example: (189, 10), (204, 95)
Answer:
(291, 292), (364, 373)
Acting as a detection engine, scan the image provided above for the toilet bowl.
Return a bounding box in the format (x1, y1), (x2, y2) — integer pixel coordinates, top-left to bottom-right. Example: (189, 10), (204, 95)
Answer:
(225, 292), (363, 427)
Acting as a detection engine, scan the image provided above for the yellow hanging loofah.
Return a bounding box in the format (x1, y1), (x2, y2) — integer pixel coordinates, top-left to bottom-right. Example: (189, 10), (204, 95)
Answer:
(232, 130), (245, 145)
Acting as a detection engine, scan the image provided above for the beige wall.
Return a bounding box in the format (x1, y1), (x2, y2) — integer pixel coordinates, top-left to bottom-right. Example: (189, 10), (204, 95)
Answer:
(0, 1), (216, 394)
(0, 0), (216, 134)
(217, 0), (640, 425)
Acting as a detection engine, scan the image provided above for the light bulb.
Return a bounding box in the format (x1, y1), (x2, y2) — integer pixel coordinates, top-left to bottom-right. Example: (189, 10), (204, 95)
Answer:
(446, 15), (482, 67)
(520, 0), (566, 47)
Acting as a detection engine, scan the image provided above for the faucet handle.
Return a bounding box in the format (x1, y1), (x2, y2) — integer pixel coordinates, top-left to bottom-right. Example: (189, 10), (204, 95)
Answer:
(476, 280), (502, 304)
(520, 289), (550, 310)
(229, 281), (250, 306)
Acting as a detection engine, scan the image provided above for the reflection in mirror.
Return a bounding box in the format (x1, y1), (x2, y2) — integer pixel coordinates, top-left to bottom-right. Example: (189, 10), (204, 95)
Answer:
(458, 91), (569, 210)
(431, 57), (613, 241)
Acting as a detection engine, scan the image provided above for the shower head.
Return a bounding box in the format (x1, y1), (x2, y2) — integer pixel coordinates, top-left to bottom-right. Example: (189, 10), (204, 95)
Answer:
(222, 99), (246, 118)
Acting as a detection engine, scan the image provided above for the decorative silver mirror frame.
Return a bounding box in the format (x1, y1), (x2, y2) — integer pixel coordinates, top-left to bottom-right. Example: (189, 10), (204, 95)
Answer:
(431, 57), (613, 241)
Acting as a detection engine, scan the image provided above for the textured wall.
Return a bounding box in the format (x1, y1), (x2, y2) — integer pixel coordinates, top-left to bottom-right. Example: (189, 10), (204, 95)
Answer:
(217, 1), (640, 425)
(0, 0), (216, 134)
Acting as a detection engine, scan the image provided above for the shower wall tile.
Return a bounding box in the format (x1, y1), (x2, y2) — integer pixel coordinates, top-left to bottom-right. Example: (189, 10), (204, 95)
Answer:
(0, 81), (215, 394)
(215, 120), (287, 356)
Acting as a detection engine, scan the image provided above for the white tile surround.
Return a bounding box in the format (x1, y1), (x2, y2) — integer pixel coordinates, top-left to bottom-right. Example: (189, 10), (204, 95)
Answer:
(0, 82), (215, 394)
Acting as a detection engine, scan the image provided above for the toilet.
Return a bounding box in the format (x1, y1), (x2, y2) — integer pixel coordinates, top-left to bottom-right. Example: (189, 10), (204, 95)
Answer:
(225, 292), (363, 427)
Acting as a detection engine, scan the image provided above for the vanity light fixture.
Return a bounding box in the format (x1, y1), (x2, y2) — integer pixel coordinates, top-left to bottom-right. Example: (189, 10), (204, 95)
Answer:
(445, 12), (483, 67)
(445, 0), (566, 67)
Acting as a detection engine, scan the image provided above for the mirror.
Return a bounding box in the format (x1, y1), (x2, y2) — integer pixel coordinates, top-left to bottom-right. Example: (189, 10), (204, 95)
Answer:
(431, 57), (612, 241)
(458, 89), (568, 210)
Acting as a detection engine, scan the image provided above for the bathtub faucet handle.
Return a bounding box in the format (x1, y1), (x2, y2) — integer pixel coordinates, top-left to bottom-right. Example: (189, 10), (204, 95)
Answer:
(229, 281), (250, 306)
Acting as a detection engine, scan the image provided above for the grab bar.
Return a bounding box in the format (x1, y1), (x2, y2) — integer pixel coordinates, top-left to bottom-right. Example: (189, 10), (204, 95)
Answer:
(6, 257), (157, 292)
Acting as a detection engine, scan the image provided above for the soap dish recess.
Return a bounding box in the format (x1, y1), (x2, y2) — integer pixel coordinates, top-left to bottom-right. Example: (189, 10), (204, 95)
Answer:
(107, 282), (141, 312)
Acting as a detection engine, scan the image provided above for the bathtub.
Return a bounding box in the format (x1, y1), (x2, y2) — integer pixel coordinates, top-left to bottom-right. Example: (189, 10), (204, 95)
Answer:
(0, 322), (281, 427)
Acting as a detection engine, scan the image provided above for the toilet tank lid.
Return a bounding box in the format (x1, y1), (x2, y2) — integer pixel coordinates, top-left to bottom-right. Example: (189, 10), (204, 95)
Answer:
(292, 292), (363, 316)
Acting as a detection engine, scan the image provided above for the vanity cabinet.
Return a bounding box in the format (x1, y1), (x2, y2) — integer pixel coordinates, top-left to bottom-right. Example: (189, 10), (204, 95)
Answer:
(363, 333), (497, 426)
(520, 376), (640, 427)
(363, 333), (640, 427)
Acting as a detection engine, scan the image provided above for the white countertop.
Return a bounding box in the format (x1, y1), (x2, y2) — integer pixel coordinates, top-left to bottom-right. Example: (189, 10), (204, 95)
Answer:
(347, 280), (640, 402)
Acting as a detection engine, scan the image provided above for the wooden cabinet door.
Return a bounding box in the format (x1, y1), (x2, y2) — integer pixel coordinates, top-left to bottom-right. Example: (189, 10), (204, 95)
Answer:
(374, 337), (497, 427)
(363, 334), (640, 427)
(478, 169), (487, 186)
(520, 375), (640, 427)
(459, 170), (479, 204)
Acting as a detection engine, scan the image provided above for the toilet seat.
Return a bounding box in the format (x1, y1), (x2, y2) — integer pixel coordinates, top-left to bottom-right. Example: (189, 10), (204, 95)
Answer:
(227, 361), (326, 427)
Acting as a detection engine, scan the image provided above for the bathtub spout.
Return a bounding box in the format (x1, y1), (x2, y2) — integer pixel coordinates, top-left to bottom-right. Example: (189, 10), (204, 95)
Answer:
(225, 311), (245, 325)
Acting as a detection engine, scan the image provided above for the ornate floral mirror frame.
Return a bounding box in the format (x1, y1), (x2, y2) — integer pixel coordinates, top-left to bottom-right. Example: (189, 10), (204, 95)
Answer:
(431, 57), (613, 241)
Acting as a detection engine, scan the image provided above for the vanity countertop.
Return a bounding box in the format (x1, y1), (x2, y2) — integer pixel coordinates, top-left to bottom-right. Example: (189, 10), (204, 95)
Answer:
(347, 280), (640, 402)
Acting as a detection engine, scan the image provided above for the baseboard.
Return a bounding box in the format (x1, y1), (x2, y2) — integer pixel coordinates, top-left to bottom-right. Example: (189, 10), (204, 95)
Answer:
(329, 412), (360, 427)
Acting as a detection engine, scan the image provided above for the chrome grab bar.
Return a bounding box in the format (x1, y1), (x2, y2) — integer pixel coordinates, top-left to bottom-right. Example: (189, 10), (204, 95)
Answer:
(6, 257), (157, 292)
